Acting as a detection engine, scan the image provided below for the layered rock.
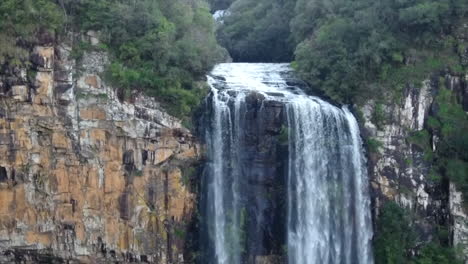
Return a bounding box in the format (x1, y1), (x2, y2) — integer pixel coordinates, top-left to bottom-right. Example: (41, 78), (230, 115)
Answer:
(0, 40), (200, 263)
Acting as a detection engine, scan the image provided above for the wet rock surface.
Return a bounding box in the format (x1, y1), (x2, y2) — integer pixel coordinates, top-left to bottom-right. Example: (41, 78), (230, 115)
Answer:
(198, 89), (289, 263)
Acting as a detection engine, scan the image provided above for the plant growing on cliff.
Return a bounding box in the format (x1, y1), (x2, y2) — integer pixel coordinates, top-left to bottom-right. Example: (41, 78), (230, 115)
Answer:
(372, 103), (386, 129)
(0, 0), (63, 65)
(375, 202), (462, 264)
(1, 0), (225, 119)
(63, 0), (225, 118)
(278, 125), (289, 145)
(374, 202), (415, 264)
(427, 88), (468, 205)
(366, 138), (383, 154)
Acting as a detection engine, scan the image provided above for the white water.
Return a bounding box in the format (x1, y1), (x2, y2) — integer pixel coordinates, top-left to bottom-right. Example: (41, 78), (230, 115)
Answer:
(213, 10), (229, 23)
(205, 63), (374, 264)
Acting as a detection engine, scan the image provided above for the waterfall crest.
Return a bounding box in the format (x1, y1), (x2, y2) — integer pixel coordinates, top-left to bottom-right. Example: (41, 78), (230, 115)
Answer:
(201, 63), (373, 264)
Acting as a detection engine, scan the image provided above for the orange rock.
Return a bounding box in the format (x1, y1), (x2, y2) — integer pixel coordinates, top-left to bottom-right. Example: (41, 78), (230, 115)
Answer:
(20, 207), (38, 226)
(86, 168), (100, 189)
(25, 231), (52, 247)
(167, 168), (193, 221)
(80, 107), (107, 120)
(13, 185), (27, 212)
(55, 203), (74, 222)
(84, 188), (101, 210)
(155, 148), (174, 165)
(104, 217), (119, 244)
(84, 75), (101, 89)
(33, 46), (54, 70)
(105, 142), (122, 162)
(175, 145), (198, 161)
(32, 104), (54, 116)
(53, 166), (70, 194)
(89, 129), (107, 145)
(75, 221), (86, 241)
(0, 45), (200, 261)
(15, 129), (32, 149)
(33, 72), (53, 104)
(52, 132), (70, 149)
(104, 162), (125, 194)
(0, 189), (14, 215)
(118, 225), (131, 250)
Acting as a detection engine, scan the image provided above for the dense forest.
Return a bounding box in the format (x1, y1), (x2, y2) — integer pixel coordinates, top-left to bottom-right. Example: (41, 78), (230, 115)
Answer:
(0, 0), (226, 117)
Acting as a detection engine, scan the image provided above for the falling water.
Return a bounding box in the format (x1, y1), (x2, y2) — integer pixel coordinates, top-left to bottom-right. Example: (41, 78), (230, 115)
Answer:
(202, 63), (373, 264)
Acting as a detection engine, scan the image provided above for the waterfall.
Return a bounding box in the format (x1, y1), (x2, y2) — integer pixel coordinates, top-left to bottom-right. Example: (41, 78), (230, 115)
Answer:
(201, 63), (373, 264)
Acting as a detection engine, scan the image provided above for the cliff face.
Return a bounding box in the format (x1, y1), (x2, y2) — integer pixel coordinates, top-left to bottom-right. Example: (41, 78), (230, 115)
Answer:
(361, 74), (468, 261)
(0, 38), (200, 263)
(198, 90), (288, 262)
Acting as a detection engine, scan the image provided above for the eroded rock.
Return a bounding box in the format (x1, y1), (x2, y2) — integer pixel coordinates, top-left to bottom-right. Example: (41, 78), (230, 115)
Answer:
(0, 44), (200, 263)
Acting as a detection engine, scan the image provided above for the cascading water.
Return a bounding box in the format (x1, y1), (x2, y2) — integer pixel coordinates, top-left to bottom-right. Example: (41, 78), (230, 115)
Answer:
(201, 63), (373, 264)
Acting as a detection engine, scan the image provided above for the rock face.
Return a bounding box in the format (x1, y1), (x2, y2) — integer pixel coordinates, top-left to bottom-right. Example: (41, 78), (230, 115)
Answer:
(0, 41), (200, 263)
(361, 74), (468, 262)
(362, 80), (437, 226)
(198, 90), (288, 262)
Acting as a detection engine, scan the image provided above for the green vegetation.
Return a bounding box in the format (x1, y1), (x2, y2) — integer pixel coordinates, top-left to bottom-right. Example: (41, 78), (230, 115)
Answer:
(219, 0), (468, 102)
(405, 87), (468, 204)
(293, 0), (467, 103)
(0, 0), (63, 65)
(374, 202), (415, 264)
(217, 0), (296, 62)
(0, 0), (225, 119)
(182, 167), (197, 187)
(69, 0), (225, 118)
(278, 125), (289, 145)
(408, 130), (432, 153)
(375, 202), (462, 264)
(372, 103), (386, 129)
(366, 138), (383, 154)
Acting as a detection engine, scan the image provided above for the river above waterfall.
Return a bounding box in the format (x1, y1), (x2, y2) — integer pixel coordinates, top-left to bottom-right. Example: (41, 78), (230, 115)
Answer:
(199, 63), (374, 264)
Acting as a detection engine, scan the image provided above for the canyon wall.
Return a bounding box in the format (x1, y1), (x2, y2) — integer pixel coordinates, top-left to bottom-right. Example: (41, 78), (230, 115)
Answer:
(0, 37), (200, 263)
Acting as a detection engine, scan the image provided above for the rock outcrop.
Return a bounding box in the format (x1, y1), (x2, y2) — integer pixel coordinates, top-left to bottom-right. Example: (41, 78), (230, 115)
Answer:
(361, 74), (468, 262)
(0, 39), (200, 263)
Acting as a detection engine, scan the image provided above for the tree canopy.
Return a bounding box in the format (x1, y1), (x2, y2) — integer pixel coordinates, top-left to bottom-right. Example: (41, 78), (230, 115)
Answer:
(0, 0), (226, 118)
(218, 0), (468, 102)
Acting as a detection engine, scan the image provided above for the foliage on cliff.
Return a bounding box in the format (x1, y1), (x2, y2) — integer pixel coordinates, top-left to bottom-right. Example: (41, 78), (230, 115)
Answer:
(0, 0), (63, 65)
(69, 0), (225, 116)
(375, 202), (462, 264)
(0, 0), (225, 118)
(409, 86), (468, 206)
(293, 0), (468, 103)
(430, 89), (468, 202)
(219, 0), (468, 103)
